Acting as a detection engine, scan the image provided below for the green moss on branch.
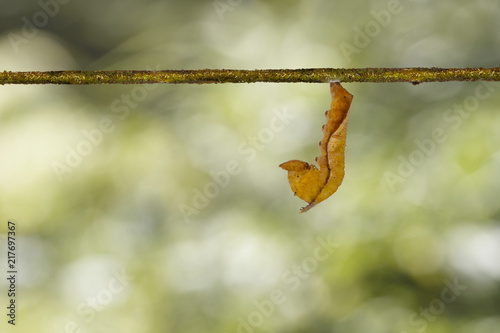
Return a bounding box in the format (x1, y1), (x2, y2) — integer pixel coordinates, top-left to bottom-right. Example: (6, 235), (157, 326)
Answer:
(1, 67), (499, 85)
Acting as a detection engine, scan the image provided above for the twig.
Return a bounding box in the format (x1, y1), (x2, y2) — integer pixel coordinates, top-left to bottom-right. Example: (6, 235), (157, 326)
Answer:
(1, 67), (499, 85)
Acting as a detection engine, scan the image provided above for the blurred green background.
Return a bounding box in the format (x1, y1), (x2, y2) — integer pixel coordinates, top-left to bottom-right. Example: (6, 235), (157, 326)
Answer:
(1, 1), (500, 332)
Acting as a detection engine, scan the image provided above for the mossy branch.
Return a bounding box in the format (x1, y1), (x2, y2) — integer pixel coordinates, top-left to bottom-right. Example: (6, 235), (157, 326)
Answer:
(1, 67), (499, 85)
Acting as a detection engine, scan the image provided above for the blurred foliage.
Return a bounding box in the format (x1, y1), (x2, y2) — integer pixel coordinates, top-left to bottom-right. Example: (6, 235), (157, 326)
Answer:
(0, 1), (500, 332)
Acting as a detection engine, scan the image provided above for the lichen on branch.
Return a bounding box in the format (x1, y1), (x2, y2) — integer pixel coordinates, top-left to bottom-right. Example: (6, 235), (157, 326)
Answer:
(1, 67), (499, 85)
